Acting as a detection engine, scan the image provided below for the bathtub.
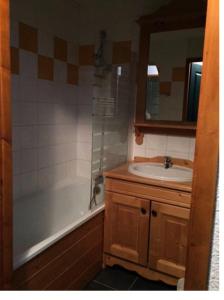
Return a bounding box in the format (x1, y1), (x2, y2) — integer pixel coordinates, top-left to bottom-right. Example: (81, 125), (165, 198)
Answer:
(13, 177), (105, 270)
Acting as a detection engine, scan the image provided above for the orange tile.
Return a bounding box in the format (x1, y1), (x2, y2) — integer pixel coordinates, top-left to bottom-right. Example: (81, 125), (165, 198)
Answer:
(67, 64), (79, 85)
(160, 82), (171, 96)
(54, 37), (67, 61)
(10, 47), (19, 74)
(79, 45), (95, 66)
(19, 23), (38, 53)
(172, 67), (186, 81)
(112, 41), (132, 64)
(38, 55), (54, 81)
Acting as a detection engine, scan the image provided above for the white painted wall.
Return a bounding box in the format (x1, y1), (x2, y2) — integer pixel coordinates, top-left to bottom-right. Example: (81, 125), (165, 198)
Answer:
(208, 176), (219, 290)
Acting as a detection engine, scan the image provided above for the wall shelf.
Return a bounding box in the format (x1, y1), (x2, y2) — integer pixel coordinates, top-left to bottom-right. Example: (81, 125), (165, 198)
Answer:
(134, 122), (196, 145)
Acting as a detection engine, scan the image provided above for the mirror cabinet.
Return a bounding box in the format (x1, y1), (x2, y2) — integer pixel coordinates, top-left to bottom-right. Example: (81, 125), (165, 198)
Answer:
(135, 0), (207, 144)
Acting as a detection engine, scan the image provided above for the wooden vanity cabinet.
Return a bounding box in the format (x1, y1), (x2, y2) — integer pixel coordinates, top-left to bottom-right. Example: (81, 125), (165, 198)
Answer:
(104, 192), (150, 266)
(103, 170), (191, 284)
(149, 202), (190, 278)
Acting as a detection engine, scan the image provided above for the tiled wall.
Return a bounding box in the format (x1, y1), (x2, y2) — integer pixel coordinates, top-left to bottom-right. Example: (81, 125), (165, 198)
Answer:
(132, 134), (195, 161)
(11, 21), (80, 201)
(10, 0), (82, 199)
(11, 11), (135, 200)
(10, 0), (198, 204)
(77, 65), (95, 179)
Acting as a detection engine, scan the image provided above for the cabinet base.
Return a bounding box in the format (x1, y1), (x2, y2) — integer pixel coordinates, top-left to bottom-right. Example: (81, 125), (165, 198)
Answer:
(104, 254), (178, 287)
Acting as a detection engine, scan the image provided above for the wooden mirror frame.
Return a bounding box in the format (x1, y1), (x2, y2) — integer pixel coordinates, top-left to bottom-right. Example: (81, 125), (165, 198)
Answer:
(135, 0), (207, 145)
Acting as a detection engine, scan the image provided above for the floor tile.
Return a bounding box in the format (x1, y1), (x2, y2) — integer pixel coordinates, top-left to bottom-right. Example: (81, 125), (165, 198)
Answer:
(93, 266), (137, 290)
(130, 276), (177, 291)
(84, 281), (113, 291)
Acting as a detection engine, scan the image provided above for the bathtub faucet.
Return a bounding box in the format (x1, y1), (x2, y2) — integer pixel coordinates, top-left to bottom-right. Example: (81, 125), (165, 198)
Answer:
(89, 175), (103, 210)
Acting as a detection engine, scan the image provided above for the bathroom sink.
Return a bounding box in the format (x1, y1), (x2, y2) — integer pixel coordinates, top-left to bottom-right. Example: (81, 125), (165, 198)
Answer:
(128, 162), (192, 182)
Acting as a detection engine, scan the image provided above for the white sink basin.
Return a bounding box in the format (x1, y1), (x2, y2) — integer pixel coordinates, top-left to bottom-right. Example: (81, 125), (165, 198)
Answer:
(128, 162), (192, 182)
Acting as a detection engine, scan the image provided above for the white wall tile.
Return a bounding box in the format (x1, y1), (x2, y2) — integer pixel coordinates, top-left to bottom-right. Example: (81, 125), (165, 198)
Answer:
(11, 75), (20, 102)
(13, 151), (21, 175)
(37, 80), (55, 102)
(20, 126), (38, 149)
(132, 136), (146, 158)
(11, 3), (94, 200)
(38, 146), (55, 169)
(54, 60), (67, 83)
(146, 148), (166, 158)
(20, 149), (38, 173)
(166, 136), (190, 154)
(146, 134), (167, 152)
(51, 83), (64, 103)
(38, 162), (69, 190)
(78, 86), (93, 105)
(54, 163), (69, 185)
(76, 124), (92, 142)
(20, 102), (38, 125)
(38, 125), (55, 146)
(188, 151), (195, 161)
(13, 175), (22, 200)
(20, 50), (37, 79)
(38, 103), (55, 124)
(76, 142), (91, 160)
(132, 133), (195, 161)
(38, 30), (54, 57)
(38, 167), (54, 190)
(54, 125), (76, 144)
(64, 85), (78, 105)
(189, 137), (196, 153)
(76, 160), (91, 179)
(13, 102), (38, 126)
(38, 143), (76, 169)
(68, 42), (78, 65)
(166, 151), (189, 160)
(77, 105), (92, 126)
(67, 160), (77, 179)
(20, 171), (38, 197)
(19, 77), (38, 102)
(12, 126), (21, 151)
(54, 104), (77, 125)
(79, 66), (95, 86)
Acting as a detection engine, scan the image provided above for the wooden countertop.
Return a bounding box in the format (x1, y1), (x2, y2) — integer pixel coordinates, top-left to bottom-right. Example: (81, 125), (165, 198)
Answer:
(104, 163), (192, 193)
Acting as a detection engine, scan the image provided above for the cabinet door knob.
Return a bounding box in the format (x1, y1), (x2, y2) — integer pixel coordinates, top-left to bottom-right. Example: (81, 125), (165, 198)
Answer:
(141, 208), (147, 215)
(151, 210), (157, 217)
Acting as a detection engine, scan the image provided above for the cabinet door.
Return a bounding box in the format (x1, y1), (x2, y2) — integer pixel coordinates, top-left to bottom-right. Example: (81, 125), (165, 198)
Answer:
(149, 202), (190, 278)
(104, 192), (150, 266)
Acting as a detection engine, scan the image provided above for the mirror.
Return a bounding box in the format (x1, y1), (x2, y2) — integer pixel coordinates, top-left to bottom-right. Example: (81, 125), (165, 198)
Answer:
(135, 0), (207, 141)
(146, 28), (204, 122)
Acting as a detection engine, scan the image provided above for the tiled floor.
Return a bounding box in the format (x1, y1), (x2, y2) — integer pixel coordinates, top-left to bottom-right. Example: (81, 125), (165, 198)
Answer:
(84, 266), (177, 291)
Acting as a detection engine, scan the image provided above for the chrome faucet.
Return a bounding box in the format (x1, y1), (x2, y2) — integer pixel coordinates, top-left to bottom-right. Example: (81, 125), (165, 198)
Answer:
(164, 156), (173, 169)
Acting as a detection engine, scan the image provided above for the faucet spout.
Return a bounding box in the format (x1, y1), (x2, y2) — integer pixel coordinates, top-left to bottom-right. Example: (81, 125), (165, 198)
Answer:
(164, 156), (173, 169)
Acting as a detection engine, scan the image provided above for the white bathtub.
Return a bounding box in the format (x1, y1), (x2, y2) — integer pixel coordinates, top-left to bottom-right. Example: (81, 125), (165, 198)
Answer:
(13, 177), (105, 270)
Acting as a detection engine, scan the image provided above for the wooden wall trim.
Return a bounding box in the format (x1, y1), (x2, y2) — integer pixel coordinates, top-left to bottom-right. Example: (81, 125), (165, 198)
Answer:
(184, 0), (219, 290)
(0, 0), (12, 290)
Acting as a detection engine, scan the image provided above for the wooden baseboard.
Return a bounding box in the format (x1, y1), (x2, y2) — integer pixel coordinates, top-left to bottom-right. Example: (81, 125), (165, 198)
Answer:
(104, 254), (178, 286)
